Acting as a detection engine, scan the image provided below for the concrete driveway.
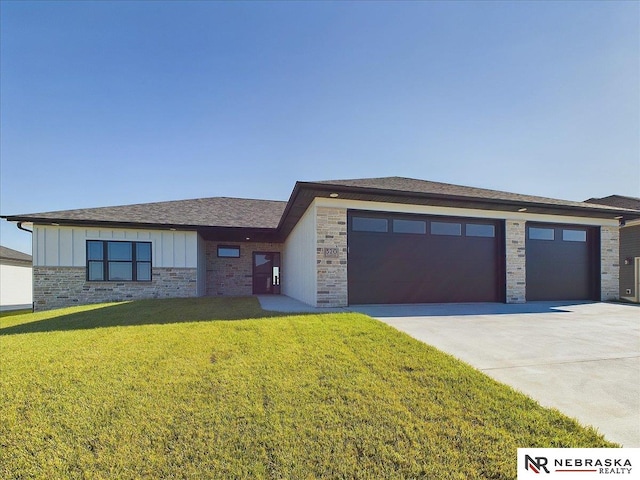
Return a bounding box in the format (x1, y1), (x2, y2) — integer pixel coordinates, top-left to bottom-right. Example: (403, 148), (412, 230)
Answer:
(351, 301), (640, 447)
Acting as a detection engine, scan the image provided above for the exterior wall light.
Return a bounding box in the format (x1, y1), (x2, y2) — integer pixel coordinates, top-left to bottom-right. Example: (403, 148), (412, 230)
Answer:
(329, 193), (339, 198)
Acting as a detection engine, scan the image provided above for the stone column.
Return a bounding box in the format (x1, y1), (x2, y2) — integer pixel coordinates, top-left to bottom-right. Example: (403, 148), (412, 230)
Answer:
(505, 220), (526, 303)
(316, 207), (348, 307)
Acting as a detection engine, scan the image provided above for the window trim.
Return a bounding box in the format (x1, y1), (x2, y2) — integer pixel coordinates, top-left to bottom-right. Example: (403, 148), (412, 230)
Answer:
(86, 240), (152, 282)
(217, 245), (241, 258)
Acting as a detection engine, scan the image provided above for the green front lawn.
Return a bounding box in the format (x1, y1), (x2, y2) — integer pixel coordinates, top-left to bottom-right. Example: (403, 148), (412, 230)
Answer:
(0, 297), (614, 479)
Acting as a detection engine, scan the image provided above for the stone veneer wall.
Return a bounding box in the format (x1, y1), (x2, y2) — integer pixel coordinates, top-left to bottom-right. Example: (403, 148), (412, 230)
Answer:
(33, 266), (197, 311)
(600, 225), (619, 301)
(316, 207), (348, 307)
(505, 220), (526, 303)
(205, 242), (283, 296)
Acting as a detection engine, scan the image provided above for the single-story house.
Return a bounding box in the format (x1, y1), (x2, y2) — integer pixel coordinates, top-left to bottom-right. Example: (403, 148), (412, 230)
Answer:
(585, 195), (640, 303)
(0, 246), (33, 311)
(3, 177), (640, 311)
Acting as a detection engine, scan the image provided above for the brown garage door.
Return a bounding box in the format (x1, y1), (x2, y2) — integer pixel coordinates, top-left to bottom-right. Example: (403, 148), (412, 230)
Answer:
(525, 223), (600, 301)
(347, 212), (504, 304)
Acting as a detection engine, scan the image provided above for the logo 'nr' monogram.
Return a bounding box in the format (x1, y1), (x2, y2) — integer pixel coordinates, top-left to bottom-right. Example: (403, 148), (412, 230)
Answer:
(524, 455), (550, 474)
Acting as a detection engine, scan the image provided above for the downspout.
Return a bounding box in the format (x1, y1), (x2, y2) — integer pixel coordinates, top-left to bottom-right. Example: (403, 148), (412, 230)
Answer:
(17, 222), (34, 312)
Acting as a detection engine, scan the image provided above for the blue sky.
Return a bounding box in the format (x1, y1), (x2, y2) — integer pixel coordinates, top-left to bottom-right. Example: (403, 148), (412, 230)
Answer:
(1, 0), (638, 254)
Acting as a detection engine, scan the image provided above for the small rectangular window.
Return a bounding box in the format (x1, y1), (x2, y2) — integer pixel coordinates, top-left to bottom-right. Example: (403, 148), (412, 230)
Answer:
(108, 262), (133, 281)
(87, 241), (103, 260)
(88, 261), (104, 281)
(431, 222), (462, 236)
(562, 229), (587, 242)
(218, 246), (240, 258)
(529, 227), (555, 240)
(108, 242), (132, 261)
(393, 219), (426, 234)
(466, 224), (495, 238)
(352, 217), (388, 233)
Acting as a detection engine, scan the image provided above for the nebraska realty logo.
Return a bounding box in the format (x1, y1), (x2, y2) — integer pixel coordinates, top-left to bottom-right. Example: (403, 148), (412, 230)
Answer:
(517, 448), (639, 479)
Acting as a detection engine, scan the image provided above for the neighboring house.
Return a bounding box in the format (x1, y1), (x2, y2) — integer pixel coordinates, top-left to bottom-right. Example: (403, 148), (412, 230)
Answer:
(585, 195), (640, 303)
(3, 177), (639, 311)
(0, 246), (33, 311)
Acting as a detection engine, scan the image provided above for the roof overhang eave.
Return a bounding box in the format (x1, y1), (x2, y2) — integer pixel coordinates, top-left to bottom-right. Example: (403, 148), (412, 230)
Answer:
(277, 182), (640, 236)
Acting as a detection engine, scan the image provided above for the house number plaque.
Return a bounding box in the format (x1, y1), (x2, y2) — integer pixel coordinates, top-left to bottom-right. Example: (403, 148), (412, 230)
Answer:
(324, 247), (339, 258)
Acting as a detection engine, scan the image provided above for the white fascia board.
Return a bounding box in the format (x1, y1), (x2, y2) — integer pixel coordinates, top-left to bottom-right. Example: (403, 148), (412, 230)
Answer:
(314, 197), (620, 227)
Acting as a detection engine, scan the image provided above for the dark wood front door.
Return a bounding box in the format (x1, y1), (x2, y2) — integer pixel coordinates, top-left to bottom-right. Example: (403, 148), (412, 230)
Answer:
(252, 252), (281, 294)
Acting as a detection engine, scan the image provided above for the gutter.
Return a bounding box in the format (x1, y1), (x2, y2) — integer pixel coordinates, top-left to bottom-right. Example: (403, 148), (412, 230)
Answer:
(17, 222), (33, 234)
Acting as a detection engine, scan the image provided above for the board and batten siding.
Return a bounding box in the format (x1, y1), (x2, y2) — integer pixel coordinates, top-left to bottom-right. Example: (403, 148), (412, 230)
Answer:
(282, 203), (317, 306)
(32, 225), (198, 268)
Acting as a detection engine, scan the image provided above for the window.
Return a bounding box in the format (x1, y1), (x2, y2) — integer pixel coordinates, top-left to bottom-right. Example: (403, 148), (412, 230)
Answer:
(352, 217), (388, 233)
(217, 245), (240, 258)
(529, 227), (555, 240)
(562, 229), (587, 242)
(466, 223), (495, 238)
(430, 222), (462, 236)
(87, 240), (152, 281)
(393, 219), (426, 234)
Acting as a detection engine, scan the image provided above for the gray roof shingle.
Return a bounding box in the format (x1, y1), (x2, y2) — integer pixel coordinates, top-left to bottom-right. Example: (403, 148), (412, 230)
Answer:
(5, 197), (287, 229)
(3, 177), (638, 235)
(313, 177), (636, 212)
(0, 246), (32, 264)
(585, 195), (640, 211)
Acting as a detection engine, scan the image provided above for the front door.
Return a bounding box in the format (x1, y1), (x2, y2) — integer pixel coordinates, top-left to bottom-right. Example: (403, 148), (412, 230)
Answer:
(252, 252), (281, 294)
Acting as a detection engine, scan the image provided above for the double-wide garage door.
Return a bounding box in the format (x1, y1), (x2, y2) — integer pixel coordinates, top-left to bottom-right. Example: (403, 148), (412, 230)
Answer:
(347, 212), (504, 304)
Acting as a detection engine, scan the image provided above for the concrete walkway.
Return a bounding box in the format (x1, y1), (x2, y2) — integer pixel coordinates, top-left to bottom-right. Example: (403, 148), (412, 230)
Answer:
(258, 296), (639, 447)
(352, 301), (640, 447)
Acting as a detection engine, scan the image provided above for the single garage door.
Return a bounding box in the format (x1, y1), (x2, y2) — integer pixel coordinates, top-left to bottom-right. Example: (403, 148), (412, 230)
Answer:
(526, 223), (600, 301)
(347, 211), (504, 304)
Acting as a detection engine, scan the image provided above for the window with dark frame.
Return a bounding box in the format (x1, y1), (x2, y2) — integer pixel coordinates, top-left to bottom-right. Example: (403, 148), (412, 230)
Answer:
(352, 217), (389, 233)
(87, 240), (152, 282)
(217, 245), (241, 258)
(393, 219), (427, 234)
(562, 229), (587, 242)
(528, 227), (555, 241)
(430, 221), (462, 236)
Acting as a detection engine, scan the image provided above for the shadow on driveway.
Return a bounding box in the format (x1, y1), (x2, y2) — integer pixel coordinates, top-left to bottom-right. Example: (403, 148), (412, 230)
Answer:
(349, 300), (599, 317)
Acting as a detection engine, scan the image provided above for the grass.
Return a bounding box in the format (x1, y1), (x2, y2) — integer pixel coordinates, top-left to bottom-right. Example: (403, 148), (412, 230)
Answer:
(1, 297), (615, 479)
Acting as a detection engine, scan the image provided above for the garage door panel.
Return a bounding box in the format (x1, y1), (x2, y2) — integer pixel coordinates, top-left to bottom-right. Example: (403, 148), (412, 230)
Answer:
(348, 212), (503, 304)
(526, 224), (598, 301)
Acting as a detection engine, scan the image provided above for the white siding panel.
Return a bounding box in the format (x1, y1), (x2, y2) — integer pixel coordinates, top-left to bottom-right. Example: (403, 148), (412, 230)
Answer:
(44, 228), (59, 266)
(59, 229), (74, 266)
(161, 232), (174, 267)
(0, 264), (32, 310)
(187, 234), (198, 269)
(282, 203), (317, 306)
(174, 233), (187, 268)
(33, 225), (198, 268)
